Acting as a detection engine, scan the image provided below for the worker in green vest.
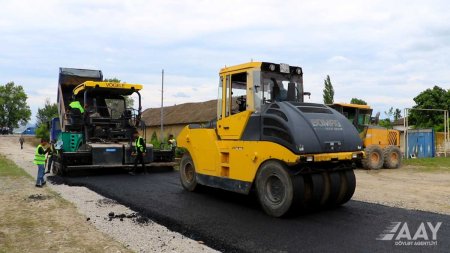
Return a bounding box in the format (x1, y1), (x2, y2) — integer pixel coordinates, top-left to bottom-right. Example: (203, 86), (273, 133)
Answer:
(68, 99), (85, 125)
(34, 138), (50, 187)
(130, 130), (147, 175)
(69, 100), (85, 113)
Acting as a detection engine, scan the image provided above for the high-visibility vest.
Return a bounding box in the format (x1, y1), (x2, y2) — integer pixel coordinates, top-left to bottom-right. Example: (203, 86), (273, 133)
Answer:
(69, 101), (85, 113)
(135, 136), (146, 153)
(34, 144), (46, 165)
(169, 138), (177, 148)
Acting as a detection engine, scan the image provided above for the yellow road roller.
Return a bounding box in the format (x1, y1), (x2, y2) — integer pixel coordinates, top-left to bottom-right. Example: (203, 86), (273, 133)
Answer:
(177, 62), (364, 217)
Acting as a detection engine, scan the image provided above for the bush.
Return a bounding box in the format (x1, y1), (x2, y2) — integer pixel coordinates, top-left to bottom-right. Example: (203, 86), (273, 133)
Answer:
(175, 147), (187, 158)
(149, 132), (175, 150)
(35, 124), (49, 140)
(149, 131), (161, 149)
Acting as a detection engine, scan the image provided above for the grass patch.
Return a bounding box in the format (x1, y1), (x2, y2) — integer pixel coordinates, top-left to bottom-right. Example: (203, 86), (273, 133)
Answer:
(0, 155), (130, 253)
(403, 157), (450, 172)
(0, 154), (31, 178)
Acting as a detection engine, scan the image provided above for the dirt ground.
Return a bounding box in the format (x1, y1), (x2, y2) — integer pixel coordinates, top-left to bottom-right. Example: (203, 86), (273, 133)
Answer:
(353, 165), (450, 215)
(0, 155), (131, 253)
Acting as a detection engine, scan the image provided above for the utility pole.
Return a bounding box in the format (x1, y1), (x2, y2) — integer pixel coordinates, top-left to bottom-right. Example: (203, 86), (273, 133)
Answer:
(161, 69), (164, 142)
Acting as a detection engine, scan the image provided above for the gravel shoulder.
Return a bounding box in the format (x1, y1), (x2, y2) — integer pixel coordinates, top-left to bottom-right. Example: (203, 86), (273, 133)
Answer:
(0, 136), (217, 253)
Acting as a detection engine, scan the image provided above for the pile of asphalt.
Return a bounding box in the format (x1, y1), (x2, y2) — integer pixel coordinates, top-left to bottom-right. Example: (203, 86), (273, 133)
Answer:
(27, 194), (52, 201)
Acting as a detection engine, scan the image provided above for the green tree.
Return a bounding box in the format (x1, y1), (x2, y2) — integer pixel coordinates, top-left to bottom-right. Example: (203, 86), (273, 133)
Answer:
(379, 107), (394, 129)
(409, 85), (450, 131)
(385, 107), (394, 119)
(322, 75), (334, 104)
(377, 107), (402, 129)
(378, 119), (392, 129)
(150, 131), (160, 148)
(36, 98), (58, 126)
(0, 82), (31, 129)
(35, 124), (50, 140)
(394, 108), (402, 121)
(350, 98), (367, 105)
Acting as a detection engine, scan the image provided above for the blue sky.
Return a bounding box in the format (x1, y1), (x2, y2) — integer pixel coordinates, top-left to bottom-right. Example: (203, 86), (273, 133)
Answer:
(1, 0), (449, 124)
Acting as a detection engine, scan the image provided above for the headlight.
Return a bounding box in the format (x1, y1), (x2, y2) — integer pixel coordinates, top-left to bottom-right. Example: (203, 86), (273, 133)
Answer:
(269, 64), (276, 71)
(296, 68), (302, 74)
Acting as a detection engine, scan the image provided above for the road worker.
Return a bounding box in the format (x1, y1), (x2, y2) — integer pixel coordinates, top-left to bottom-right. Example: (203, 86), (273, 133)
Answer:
(68, 99), (85, 125)
(130, 130), (147, 175)
(34, 139), (50, 187)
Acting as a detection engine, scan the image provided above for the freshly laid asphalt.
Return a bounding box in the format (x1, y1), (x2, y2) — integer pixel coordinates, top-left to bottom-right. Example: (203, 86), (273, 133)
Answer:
(52, 170), (450, 253)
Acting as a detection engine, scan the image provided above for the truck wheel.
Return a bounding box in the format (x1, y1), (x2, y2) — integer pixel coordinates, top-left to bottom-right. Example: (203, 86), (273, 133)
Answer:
(362, 145), (384, 170)
(256, 161), (296, 217)
(383, 146), (402, 169)
(179, 153), (197, 191)
(52, 162), (59, 175)
(52, 161), (65, 176)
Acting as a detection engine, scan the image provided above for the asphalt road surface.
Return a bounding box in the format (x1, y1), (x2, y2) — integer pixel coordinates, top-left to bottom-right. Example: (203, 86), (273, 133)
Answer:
(53, 170), (450, 253)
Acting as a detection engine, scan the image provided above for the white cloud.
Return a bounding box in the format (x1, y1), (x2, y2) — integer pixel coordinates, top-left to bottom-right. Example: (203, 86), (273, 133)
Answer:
(328, 56), (352, 64)
(1, 0), (450, 123)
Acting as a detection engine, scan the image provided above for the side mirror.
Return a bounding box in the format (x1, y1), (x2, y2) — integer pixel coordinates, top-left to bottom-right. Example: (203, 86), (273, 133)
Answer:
(287, 82), (296, 101)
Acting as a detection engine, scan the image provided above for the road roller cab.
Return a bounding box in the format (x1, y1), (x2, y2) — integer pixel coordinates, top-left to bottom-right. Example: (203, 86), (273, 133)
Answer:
(177, 62), (364, 217)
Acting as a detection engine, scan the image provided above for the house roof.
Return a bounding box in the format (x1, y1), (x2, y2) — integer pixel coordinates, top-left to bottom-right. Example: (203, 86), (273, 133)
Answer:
(141, 99), (218, 126)
(393, 117), (405, 126)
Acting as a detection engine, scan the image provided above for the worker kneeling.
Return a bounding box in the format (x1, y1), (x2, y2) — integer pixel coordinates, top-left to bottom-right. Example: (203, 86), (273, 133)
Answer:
(130, 130), (147, 176)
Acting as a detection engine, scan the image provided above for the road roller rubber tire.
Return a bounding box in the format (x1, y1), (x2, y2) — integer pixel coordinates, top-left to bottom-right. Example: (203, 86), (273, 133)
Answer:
(305, 173), (325, 208)
(326, 172), (342, 206)
(180, 153), (198, 192)
(335, 170), (356, 205)
(256, 161), (302, 217)
(319, 172), (331, 206)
